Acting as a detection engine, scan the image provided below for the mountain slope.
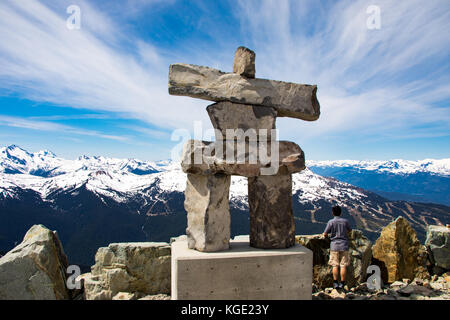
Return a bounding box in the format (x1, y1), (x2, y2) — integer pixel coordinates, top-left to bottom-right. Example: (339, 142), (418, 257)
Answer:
(0, 145), (449, 267)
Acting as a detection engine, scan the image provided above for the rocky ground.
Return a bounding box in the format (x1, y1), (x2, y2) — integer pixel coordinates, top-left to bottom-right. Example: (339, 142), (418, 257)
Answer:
(313, 275), (450, 300)
(1, 220), (449, 300)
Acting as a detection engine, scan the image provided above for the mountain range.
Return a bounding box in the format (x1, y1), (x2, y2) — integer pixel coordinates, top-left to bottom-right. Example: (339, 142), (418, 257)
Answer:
(308, 159), (450, 206)
(0, 145), (449, 268)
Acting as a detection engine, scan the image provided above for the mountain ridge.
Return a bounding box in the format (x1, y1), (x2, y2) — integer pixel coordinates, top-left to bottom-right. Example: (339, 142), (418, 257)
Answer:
(0, 145), (449, 266)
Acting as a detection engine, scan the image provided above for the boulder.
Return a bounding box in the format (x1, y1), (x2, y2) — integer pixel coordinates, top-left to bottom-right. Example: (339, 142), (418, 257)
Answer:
(372, 217), (430, 283)
(397, 284), (436, 297)
(185, 173), (231, 252)
(425, 225), (450, 270)
(82, 242), (171, 300)
(207, 101), (277, 141)
(0, 224), (70, 300)
(233, 46), (255, 78)
(112, 292), (138, 300)
(295, 230), (372, 289)
(181, 139), (305, 177)
(168, 63), (320, 121)
(138, 294), (171, 300)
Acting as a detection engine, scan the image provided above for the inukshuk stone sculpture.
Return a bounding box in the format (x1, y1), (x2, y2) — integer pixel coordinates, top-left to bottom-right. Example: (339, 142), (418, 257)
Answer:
(168, 46), (320, 252)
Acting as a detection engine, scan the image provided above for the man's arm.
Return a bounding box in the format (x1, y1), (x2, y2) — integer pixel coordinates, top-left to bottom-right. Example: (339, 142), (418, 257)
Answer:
(346, 220), (352, 232)
(346, 220), (352, 237)
(323, 221), (331, 238)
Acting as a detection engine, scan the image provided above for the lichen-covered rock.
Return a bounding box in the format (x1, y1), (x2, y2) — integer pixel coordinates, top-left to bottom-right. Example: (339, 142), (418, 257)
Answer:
(0, 224), (70, 300)
(372, 217), (430, 283)
(425, 225), (450, 270)
(295, 230), (372, 289)
(82, 242), (171, 300)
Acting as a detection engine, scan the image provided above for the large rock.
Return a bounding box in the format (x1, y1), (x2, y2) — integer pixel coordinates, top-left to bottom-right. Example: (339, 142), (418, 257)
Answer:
(0, 224), (70, 300)
(207, 101), (277, 141)
(296, 230), (372, 289)
(82, 242), (171, 300)
(425, 225), (450, 270)
(181, 139), (305, 177)
(185, 173), (231, 252)
(168, 63), (320, 121)
(248, 174), (295, 249)
(233, 46), (255, 78)
(372, 217), (430, 283)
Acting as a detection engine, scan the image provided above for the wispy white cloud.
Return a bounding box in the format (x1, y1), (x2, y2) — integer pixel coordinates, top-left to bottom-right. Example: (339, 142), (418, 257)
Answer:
(122, 125), (170, 140)
(0, 0), (448, 148)
(235, 0), (450, 140)
(0, 115), (127, 141)
(0, 0), (208, 130)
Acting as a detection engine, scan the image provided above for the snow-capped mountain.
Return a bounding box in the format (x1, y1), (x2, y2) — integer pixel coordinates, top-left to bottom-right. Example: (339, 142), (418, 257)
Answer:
(0, 145), (368, 207)
(0, 145), (160, 177)
(307, 159), (450, 206)
(0, 145), (449, 266)
(307, 159), (450, 176)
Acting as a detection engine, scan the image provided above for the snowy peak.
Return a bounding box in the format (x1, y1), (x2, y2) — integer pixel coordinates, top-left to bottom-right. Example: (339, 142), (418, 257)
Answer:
(1, 145), (449, 208)
(307, 159), (450, 176)
(0, 145), (162, 177)
(0, 145), (368, 208)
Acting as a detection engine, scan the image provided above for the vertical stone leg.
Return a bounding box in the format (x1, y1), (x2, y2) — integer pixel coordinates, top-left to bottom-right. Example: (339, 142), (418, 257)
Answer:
(184, 173), (231, 252)
(248, 174), (295, 248)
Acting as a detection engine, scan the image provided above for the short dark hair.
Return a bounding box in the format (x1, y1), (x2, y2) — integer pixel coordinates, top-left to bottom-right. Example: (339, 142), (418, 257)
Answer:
(332, 205), (342, 216)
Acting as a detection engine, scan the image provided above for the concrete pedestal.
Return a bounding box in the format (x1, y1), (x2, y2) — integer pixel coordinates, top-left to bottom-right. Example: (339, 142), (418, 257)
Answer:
(171, 236), (313, 300)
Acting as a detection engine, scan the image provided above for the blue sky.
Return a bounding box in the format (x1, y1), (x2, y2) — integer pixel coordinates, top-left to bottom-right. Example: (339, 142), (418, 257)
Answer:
(0, 0), (449, 161)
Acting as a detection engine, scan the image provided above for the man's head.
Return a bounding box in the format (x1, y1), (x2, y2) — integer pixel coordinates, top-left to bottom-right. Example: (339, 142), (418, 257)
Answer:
(332, 205), (342, 217)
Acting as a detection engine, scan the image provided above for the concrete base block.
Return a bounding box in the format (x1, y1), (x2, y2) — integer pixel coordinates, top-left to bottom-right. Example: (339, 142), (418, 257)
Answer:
(171, 236), (313, 300)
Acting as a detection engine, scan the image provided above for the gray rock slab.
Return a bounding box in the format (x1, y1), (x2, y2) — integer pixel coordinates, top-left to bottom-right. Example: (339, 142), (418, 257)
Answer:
(248, 174), (296, 249)
(207, 101), (277, 141)
(185, 173), (231, 252)
(0, 224), (70, 300)
(425, 225), (450, 270)
(82, 242), (171, 300)
(168, 63), (320, 121)
(233, 46), (255, 78)
(171, 238), (313, 300)
(181, 139), (305, 177)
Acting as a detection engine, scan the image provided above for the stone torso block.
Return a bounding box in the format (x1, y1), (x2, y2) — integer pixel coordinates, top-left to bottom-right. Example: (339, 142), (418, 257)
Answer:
(207, 101), (277, 141)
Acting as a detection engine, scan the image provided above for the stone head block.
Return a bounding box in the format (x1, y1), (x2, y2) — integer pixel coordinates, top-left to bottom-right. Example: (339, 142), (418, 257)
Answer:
(233, 46), (255, 78)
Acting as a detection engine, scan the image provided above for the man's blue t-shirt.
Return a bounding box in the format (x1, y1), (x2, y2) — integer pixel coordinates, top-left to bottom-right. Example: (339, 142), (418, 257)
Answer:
(324, 216), (352, 251)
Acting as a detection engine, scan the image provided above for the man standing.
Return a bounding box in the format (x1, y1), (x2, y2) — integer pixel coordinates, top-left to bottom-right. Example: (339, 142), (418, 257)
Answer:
(323, 205), (352, 290)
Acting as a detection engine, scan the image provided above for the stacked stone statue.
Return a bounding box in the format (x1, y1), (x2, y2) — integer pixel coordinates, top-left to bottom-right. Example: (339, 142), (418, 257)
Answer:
(168, 46), (320, 252)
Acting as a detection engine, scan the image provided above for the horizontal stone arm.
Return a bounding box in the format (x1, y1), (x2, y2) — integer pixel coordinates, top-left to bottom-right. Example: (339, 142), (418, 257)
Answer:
(181, 139), (306, 177)
(168, 63), (320, 121)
